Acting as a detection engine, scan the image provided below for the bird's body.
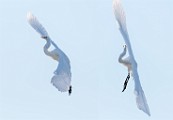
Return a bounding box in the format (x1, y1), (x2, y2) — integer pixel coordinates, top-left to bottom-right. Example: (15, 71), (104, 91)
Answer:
(27, 12), (72, 95)
(113, 0), (150, 116)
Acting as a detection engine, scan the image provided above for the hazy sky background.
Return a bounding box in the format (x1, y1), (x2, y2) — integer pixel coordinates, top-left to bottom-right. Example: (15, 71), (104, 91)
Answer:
(0, 0), (173, 120)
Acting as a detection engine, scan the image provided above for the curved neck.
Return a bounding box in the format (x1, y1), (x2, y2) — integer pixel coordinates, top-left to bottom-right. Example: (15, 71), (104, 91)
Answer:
(120, 28), (137, 66)
(118, 46), (126, 63)
(43, 37), (52, 57)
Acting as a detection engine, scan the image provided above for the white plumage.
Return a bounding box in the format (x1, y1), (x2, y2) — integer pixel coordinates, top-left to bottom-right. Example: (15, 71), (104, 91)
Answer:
(113, 0), (151, 116)
(27, 12), (72, 95)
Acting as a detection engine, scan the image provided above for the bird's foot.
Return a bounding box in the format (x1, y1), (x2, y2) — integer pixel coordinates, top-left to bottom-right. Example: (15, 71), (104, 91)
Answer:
(122, 73), (130, 92)
(68, 86), (72, 96)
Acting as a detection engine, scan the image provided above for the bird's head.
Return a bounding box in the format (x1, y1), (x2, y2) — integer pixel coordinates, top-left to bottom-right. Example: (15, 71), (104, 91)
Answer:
(41, 36), (48, 40)
(123, 44), (127, 48)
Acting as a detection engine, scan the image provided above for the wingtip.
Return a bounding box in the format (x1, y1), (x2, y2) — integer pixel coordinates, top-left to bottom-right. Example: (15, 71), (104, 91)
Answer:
(26, 11), (32, 19)
(135, 89), (151, 116)
(26, 12), (34, 21)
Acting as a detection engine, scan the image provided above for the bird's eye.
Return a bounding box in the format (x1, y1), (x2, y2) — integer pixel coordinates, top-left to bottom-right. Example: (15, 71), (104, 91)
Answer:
(123, 45), (126, 48)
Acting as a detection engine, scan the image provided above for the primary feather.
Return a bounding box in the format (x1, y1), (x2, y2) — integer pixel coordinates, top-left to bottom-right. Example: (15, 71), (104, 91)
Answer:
(27, 12), (48, 37)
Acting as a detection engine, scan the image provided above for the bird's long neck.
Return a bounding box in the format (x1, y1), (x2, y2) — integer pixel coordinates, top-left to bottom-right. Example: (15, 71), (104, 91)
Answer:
(43, 37), (52, 57)
(118, 47), (126, 63)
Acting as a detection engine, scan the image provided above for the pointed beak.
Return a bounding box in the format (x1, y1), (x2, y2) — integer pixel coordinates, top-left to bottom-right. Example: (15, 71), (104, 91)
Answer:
(41, 36), (48, 39)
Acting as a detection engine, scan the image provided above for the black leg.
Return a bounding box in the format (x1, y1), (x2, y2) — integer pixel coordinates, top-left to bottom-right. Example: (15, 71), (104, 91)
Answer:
(122, 73), (130, 92)
(68, 86), (72, 95)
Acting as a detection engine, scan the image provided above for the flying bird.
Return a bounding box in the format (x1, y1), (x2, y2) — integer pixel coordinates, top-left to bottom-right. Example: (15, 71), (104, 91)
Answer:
(27, 12), (72, 95)
(113, 0), (151, 116)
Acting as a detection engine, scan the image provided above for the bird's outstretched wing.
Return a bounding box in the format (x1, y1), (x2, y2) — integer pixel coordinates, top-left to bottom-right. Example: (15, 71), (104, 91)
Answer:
(51, 59), (72, 95)
(27, 12), (48, 37)
(51, 49), (72, 94)
(113, 0), (130, 49)
(51, 73), (71, 92)
(113, 0), (127, 35)
(134, 84), (151, 116)
(133, 67), (151, 116)
(113, 0), (151, 116)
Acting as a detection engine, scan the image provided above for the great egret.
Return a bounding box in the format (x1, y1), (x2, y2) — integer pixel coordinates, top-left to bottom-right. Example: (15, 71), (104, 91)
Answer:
(113, 0), (151, 116)
(27, 12), (72, 95)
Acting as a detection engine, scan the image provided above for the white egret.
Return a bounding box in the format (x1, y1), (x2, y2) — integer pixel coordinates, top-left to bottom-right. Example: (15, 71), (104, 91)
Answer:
(113, 0), (151, 116)
(27, 12), (72, 95)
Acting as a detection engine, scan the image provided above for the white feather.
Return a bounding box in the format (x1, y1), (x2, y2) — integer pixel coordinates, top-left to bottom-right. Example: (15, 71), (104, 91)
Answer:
(135, 87), (151, 116)
(27, 12), (48, 37)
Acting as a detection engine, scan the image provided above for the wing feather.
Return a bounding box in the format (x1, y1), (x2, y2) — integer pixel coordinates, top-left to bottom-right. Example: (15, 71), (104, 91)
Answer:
(135, 86), (151, 116)
(51, 74), (70, 92)
(113, 0), (127, 33)
(51, 58), (71, 92)
(27, 12), (48, 37)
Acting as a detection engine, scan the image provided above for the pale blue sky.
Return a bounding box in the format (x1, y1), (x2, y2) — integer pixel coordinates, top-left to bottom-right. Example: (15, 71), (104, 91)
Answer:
(0, 0), (173, 120)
